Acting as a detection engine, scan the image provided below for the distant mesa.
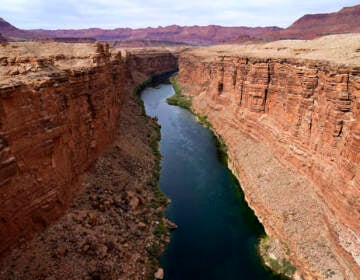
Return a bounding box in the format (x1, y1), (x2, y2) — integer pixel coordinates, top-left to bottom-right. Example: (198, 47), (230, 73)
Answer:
(46, 37), (97, 43)
(1, 4), (360, 45)
(108, 39), (188, 48)
(29, 25), (281, 45)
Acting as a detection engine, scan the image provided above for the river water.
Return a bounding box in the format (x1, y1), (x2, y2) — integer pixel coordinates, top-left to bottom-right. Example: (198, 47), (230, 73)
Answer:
(141, 84), (282, 280)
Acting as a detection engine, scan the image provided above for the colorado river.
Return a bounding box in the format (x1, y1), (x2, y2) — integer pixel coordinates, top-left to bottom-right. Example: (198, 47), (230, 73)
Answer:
(141, 84), (282, 280)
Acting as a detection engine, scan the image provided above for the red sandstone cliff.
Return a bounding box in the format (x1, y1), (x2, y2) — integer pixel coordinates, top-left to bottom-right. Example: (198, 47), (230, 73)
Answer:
(0, 42), (178, 255)
(177, 36), (360, 279)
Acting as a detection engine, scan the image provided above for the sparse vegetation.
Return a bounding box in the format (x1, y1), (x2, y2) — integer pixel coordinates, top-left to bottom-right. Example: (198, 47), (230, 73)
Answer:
(134, 72), (171, 211)
(134, 70), (178, 116)
(214, 134), (228, 164)
(259, 235), (271, 252)
(147, 121), (168, 210)
(167, 75), (229, 164)
(196, 114), (212, 129)
(153, 222), (167, 236)
(324, 268), (336, 279)
(264, 256), (296, 279)
(258, 236), (296, 279)
(133, 71), (176, 280)
(166, 76), (192, 109)
(139, 121), (166, 225)
(194, 113), (228, 163)
(147, 242), (162, 258)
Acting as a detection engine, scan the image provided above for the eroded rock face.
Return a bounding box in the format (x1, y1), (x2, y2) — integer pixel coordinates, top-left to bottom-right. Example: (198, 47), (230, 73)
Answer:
(178, 44), (360, 279)
(0, 42), (178, 255)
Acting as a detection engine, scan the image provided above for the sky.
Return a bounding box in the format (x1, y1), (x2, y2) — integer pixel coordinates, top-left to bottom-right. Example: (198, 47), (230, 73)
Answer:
(1, 0), (359, 30)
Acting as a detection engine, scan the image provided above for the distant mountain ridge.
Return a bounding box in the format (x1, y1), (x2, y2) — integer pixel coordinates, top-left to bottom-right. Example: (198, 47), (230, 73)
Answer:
(278, 4), (360, 39)
(0, 17), (46, 40)
(31, 25), (282, 45)
(1, 4), (360, 45)
(239, 4), (360, 42)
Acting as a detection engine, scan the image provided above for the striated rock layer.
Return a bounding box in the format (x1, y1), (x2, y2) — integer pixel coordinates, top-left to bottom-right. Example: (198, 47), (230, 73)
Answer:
(0, 42), (178, 255)
(178, 35), (360, 279)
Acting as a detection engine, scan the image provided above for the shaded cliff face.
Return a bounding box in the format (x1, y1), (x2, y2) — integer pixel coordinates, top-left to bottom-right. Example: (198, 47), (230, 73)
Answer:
(178, 36), (360, 279)
(0, 42), (178, 255)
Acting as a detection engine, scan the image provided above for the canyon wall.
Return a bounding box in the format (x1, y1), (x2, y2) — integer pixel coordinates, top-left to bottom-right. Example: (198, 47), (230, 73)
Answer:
(178, 37), (360, 279)
(0, 42), (178, 255)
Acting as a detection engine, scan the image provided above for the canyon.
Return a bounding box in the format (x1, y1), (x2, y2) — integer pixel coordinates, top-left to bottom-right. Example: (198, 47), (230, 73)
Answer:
(0, 32), (360, 279)
(177, 34), (360, 279)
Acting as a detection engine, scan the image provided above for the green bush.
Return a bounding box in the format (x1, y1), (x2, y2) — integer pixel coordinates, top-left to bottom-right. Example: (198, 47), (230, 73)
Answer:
(153, 222), (167, 236)
(214, 134), (228, 164)
(134, 70), (177, 116)
(147, 243), (162, 258)
(134, 70), (178, 280)
(258, 236), (296, 279)
(196, 115), (212, 129)
(166, 76), (192, 109)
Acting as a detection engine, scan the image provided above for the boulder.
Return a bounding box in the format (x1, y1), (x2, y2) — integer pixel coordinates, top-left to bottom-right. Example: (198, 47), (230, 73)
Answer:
(154, 268), (164, 280)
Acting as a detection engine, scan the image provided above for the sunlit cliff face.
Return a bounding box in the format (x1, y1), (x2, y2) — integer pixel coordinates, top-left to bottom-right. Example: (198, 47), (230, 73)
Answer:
(177, 35), (360, 279)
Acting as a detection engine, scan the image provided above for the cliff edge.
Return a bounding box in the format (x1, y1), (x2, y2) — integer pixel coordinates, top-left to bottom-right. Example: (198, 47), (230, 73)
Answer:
(178, 34), (360, 279)
(0, 42), (178, 279)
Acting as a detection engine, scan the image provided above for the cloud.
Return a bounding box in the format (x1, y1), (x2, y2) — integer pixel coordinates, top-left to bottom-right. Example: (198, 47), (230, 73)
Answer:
(0, 0), (359, 29)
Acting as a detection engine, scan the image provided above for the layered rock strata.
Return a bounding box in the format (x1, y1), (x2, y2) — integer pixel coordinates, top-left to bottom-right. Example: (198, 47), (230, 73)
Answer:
(178, 35), (360, 279)
(0, 42), (178, 256)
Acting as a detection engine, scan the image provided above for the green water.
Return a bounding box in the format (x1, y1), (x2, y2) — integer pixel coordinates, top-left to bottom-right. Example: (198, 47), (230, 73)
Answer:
(141, 84), (282, 280)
